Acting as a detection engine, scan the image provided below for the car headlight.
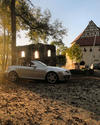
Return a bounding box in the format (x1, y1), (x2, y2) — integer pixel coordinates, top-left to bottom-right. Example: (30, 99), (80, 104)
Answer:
(63, 71), (70, 75)
(58, 70), (71, 75)
(65, 70), (71, 75)
(65, 70), (70, 73)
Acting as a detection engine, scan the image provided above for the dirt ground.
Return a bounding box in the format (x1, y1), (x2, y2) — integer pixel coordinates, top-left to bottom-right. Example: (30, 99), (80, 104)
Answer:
(0, 75), (100, 125)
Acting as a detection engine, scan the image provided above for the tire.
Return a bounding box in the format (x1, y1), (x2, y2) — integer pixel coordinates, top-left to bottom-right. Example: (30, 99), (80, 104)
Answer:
(46, 72), (58, 84)
(8, 71), (18, 82)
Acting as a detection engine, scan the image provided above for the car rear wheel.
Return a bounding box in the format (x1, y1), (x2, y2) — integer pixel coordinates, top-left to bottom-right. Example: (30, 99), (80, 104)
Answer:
(46, 72), (58, 84)
(8, 71), (18, 82)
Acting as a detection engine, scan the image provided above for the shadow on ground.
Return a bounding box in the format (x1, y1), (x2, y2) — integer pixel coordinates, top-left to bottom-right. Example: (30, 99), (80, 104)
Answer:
(2, 76), (100, 121)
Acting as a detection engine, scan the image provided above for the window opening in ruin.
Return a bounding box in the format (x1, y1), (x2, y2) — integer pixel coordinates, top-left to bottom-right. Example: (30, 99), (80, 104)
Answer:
(47, 50), (51, 57)
(21, 51), (25, 57)
(34, 51), (39, 59)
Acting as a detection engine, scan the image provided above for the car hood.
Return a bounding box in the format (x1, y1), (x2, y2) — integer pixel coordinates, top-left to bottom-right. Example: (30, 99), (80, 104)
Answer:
(47, 66), (68, 72)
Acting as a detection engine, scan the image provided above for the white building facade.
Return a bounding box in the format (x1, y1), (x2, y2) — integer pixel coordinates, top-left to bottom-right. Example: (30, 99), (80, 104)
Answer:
(67, 20), (100, 68)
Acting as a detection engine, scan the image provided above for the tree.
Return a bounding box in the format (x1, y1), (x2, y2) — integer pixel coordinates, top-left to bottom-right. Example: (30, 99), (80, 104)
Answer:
(67, 44), (82, 63)
(11, 0), (16, 65)
(0, 0), (12, 70)
(0, 0), (16, 66)
(16, 1), (67, 44)
(0, 0), (67, 69)
(1, 0), (67, 45)
(51, 41), (67, 55)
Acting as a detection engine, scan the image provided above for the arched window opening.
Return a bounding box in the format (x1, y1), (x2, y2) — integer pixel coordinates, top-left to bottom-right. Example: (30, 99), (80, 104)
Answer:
(84, 48), (87, 52)
(80, 61), (85, 65)
(34, 51), (39, 59)
(90, 48), (92, 52)
(47, 50), (51, 57)
(21, 51), (25, 58)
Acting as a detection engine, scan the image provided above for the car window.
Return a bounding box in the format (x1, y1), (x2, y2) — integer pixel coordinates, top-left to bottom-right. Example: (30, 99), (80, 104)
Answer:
(37, 61), (47, 67)
(26, 62), (34, 67)
(30, 62), (35, 67)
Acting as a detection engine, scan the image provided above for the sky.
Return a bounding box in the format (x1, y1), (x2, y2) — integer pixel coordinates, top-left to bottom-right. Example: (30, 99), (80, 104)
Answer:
(17, 0), (100, 47)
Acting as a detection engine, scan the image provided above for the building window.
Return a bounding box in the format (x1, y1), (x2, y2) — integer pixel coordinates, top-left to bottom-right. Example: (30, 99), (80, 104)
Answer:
(47, 50), (51, 57)
(87, 33), (89, 36)
(95, 32), (97, 35)
(80, 61), (85, 65)
(21, 51), (25, 57)
(84, 48), (87, 52)
(90, 48), (92, 52)
(34, 51), (39, 59)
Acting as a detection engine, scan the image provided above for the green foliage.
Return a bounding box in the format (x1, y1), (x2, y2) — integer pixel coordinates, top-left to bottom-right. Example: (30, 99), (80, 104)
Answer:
(60, 46), (67, 56)
(67, 44), (82, 63)
(0, 0), (67, 44)
(51, 40), (67, 55)
(15, 0), (67, 44)
(0, 1), (11, 33)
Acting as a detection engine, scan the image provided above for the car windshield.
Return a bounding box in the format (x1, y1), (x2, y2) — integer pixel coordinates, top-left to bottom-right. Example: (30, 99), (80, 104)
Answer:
(37, 61), (47, 67)
(32, 61), (47, 67)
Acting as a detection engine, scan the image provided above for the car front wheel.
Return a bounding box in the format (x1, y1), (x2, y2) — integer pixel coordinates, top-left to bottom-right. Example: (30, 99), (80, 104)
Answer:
(46, 72), (58, 84)
(8, 71), (18, 82)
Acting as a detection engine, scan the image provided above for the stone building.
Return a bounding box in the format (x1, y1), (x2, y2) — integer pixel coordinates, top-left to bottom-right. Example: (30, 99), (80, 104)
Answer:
(16, 43), (56, 66)
(67, 20), (100, 68)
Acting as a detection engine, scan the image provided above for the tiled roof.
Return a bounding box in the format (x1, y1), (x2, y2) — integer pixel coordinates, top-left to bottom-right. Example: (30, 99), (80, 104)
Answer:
(71, 32), (83, 44)
(71, 20), (100, 46)
(76, 36), (100, 46)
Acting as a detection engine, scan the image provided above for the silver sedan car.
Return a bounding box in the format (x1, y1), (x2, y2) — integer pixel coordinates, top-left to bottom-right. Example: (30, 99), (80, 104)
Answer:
(5, 61), (71, 84)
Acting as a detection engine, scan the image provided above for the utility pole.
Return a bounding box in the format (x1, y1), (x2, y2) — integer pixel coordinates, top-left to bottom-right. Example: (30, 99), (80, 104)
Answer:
(90, 32), (97, 67)
(11, 0), (16, 65)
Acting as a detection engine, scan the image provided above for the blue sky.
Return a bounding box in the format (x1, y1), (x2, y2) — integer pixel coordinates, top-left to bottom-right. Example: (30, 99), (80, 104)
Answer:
(17, 0), (100, 46)
(31, 0), (100, 47)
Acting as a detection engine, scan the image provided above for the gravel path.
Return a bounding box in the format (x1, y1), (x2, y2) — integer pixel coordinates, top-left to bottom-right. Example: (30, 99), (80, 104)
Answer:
(0, 76), (100, 125)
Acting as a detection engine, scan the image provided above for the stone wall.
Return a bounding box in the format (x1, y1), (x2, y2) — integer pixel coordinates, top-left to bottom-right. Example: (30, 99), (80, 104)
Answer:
(81, 46), (100, 66)
(16, 43), (56, 66)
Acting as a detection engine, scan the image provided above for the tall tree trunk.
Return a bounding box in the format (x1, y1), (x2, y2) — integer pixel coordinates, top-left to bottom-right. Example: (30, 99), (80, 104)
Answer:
(4, 32), (10, 70)
(11, 0), (16, 65)
(2, 25), (6, 71)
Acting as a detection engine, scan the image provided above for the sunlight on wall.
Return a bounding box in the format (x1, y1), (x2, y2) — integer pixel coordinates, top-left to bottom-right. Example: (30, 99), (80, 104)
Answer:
(21, 51), (25, 57)
(34, 51), (39, 59)
(48, 50), (51, 57)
